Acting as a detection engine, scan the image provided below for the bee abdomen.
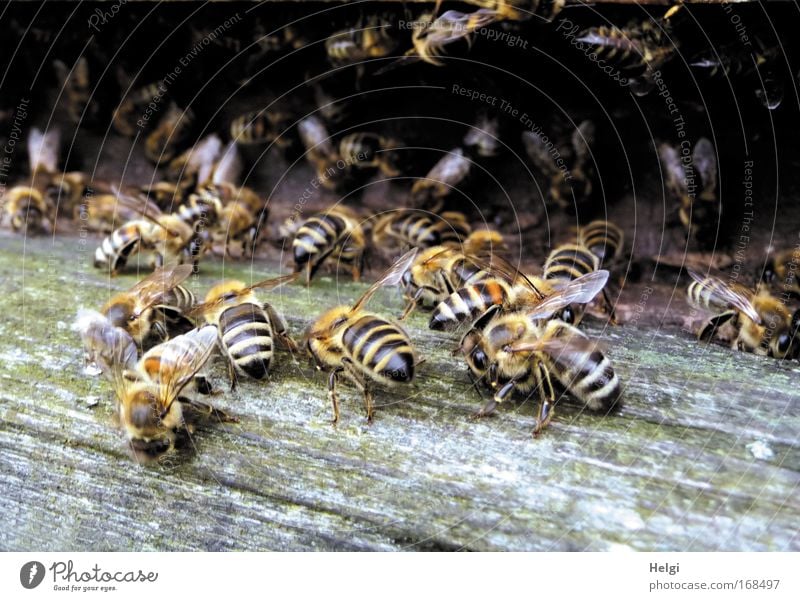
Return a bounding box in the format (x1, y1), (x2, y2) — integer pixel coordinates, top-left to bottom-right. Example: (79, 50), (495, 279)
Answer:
(344, 317), (414, 383)
(429, 280), (509, 330)
(544, 245), (598, 280)
(555, 350), (621, 411)
(293, 213), (346, 266)
(220, 303), (274, 379)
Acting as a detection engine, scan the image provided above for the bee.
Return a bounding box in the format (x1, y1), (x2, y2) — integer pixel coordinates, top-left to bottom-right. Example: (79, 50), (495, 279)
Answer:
(339, 132), (402, 177)
(166, 134), (223, 185)
(297, 115), (342, 190)
(463, 114), (500, 159)
(522, 120), (595, 212)
(574, 5), (682, 96)
(313, 84), (349, 125)
(72, 309), (138, 377)
(305, 249), (418, 423)
(100, 264), (197, 348)
(212, 202), (260, 258)
(326, 15), (398, 67)
(109, 325), (236, 462)
(430, 256), (608, 330)
(411, 148), (471, 212)
(658, 137), (719, 246)
(408, 9), (498, 67)
(687, 271), (800, 359)
(53, 57), (94, 124)
(45, 171), (90, 216)
(113, 80), (164, 136)
(292, 205), (367, 284)
(576, 220), (625, 269)
(144, 103), (194, 165)
(762, 247), (800, 299)
(543, 243), (616, 323)
(372, 209), (472, 251)
(465, 0), (564, 22)
(3, 186), (52, 234)
(459, 305), (621, 436)
(192, 274), (298, 387)
(230, 109), (293, 148)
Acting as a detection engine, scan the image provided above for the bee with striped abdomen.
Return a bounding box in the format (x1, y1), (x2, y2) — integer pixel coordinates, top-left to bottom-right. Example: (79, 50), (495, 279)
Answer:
(762, 247), (800, 299)
(230, 109), (293, 149)
(659, 137), (719, 247)
(305, 249), (419, 423)
(292, 205), (367, 284)
(409, 9), (498, 67)
(463, 114), (500, 159)
(372, 209), (472, 252)
(113, 79), (164, 137)
(459, 304), (621, 436)
(411, 148), (472, 212)
(325, 15), (398, 68)
(339, 132), (402, 177)
(144, 103), (194, 165)
(687, 270), (800, 360)
(3, 187), (52, 235)
(53, 57), (95, 125)
(576, 220), (625, 269)
(193, 274), (298, 388)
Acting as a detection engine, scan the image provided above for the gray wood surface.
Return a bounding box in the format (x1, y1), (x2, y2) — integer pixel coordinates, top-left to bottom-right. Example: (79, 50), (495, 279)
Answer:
(0, 232), (798, 551)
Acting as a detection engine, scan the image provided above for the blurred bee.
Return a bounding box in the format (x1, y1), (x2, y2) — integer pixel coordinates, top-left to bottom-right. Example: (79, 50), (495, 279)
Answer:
(522, 120), (595, 212)
(193, 274), (298, 387)
(543, 243), (616, 323)
(459, 307), (621, 436)
(230, 109), (293, 149)
(575, 5), (682, 96)
(463, 114), (500, 159)
(144, 103), (194, 165)
(305, 249), (418, 423)
(113, 79), (164, 136)
(339, 132), (402, 177)
(430, 260), (608, 331)
(72, 308), (138, 377)
(100, 264), (196, 348)
(687, 270), (800, 359)
(576, 220), (625, 269)
(658, 137), (719, 246)
(313, 84), (349, 125)
(372, 209), (472, 251)
(3, 187), (52, 234)
(762, 247), (800, 299)
(292, 205), (367, 284)
(297, 115), (342, 191)
(109, 325), (236, 462)
(409, 9), (497, 67)
(213, 202), (260, 259)
(411, 148), (471, 212)
(166, 134), (224, 185)
(326, 15), (398, 68)
(465, 0), (564, 22)
(54, 57), (95, 124)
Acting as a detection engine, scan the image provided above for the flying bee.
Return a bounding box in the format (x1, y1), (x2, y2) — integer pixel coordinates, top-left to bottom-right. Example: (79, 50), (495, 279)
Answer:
(762, 247), (800, 299)
(109, 325), (236, 463)
(430, 257), (608, 330)
(459, 307), (621, 436)
(144, 103), (194, 165)
(339, 132), (402, 177)
(3, 186), (52, 234)
(576, 220), (625, 269)
(522, 120), (595, 212)
(113, 79), (164, 136)
(192, 274), (298, 388)
(687, 270), (800, 359)
(658, 137), (719, 246)
(463, 114), (500, 159)
(292, 205), (368, 284)
(465, 0), (564, 22)
(407, 9), (497, 67)
(372, 209), (472, 252)
(411, 148), (472, 212)
(574, 5), (682, 96)
(230, 109), (293, 149)
(326, 15), (398, 69)
(543, 243), (616, 324)
(53, 57), (95, 124)
(100, 264), (196, 349)
(305, 249), (418, 423)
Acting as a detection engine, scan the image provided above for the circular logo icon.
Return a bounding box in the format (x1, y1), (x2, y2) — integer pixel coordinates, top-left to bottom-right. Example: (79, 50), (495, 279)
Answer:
(20, 561), (45, 589)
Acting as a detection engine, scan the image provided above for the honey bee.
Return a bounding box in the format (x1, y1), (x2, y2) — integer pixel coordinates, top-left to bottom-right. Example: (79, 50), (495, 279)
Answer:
(292, 205), (367, 284)
(192, 274), (298, 388)
(411, 148), (471, 212)
(575, 5), (682, 95)
(109, 325), (236, 462)
(372, 209), (472, 251)
(305, 249), (419, 423)
(543, 243), (616, 323)
(72, 308), (138, 378)
(522, 120), (595, 212)
(101, 264), (197, 348)
(459, 308), (621, 436)
(687, 270), (800, 359)
(230, 109), (293, 148)
(297, 115), (341, 190)
(144, 102), (194, 165)
(762, 247), (800, 298)
(113, 80), (164, 136)
(658, 137), (719, 246)
(409, 9), (497, 67)
(463, 114), (500, 159)
(430, 264), (608, 331)
(165, 134), (224, 185)
(465, 0), (564, 22)
(325, 15), (398, 67)
(576, 220), (625, 269)
(213, 202), (260, 259)
(53, 57), (94, 124)
(339, 132), (402, 177)
(3, 186), (52, 234)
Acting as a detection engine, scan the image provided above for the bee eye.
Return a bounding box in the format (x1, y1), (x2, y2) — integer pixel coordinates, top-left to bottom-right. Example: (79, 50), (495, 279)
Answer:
(471, 349), (488, 371)
(128, 315), (137, 322)
(560, 307), (575, 324)
(777, 333), (791, 354)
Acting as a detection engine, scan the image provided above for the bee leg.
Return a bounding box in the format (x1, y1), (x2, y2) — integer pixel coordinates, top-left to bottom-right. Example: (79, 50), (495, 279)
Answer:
(351, 256), (362, 283)
(328, 368), (343, 424)
(182, 398), (239, 423)
(227, 357), (239, 392)
(532, 364), (556, 438)
(601, 289), (618, 325)
(363, 386), (375, 423)
(698, 311), (735, 342)
(400, 287), (435, 320)
(341, 360), (373, 422)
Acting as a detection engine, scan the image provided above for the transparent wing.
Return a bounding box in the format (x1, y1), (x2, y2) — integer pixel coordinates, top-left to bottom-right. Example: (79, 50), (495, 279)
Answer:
(128, 265), (194, 314)
(658, 143), (686, 195)
(73, 309), (138, 388)
(524, 270), (610, 320)
(522, 131), (561, 177)
(28, 127), (60, 174)
(147, 325), (219, 405)
(687, 269), (760, 323)
(352, 248), (419, 312)
(692, 138), (717, 196)
(571, 120), (595, 164)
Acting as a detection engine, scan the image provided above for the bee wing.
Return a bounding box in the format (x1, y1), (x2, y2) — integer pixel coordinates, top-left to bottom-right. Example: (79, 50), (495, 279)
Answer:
(110, 184), (164, 218)
(658, 143), (687, 195)
(73, 309), (137, 381)
(352, 248), (419, 312)
(509, 334), (601, 371)
(692, 138), (717, 196)
(524, 270), (610, 320)
(128, 265), (194, 313)
(426, 148), (469, 182)
(249, 272), (299, 293)
(212, 141), (243, 186)
(28, 127), (60, 174)
(687, 269), (761, 323)
(189, 134), (224, 184)
(152, 325), (219, 405)
(522, 131), (561, 177)
(469, 253), (543, 295)
(571, 120), (595, 164)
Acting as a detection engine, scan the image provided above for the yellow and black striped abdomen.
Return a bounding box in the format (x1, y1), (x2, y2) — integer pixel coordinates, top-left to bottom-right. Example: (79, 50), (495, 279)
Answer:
(293, 213), (347, 269)
(548, 347), (621, 412)
(219, 302), (274, 379)
(544, 244), (599, 281)
(343, 315), (414, 384)
(429, 279), (512, 331)
(579, 221), (624, 266)
(94, 222), (145, 272)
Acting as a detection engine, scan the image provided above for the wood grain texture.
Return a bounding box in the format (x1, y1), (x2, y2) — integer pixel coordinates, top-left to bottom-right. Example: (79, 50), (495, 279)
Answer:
(0, 232), (798, 551)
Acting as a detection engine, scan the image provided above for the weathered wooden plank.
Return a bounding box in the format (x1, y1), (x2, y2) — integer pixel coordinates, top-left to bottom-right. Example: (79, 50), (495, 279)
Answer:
(0, 231), (798, 551)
